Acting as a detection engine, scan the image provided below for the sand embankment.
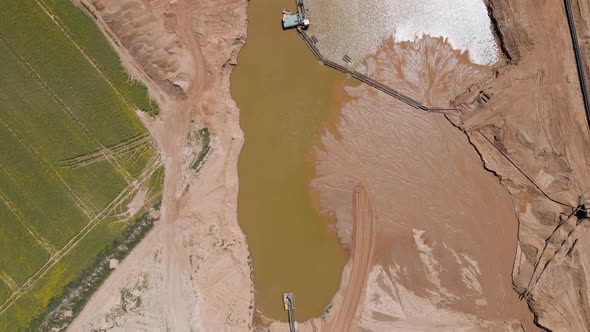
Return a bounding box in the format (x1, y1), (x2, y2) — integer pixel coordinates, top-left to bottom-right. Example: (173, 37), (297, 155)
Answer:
(68, 0), (253, 331)
(453, 0), (590, 330)
(64, 0), (590, 331)
(323, 185), (375, 332)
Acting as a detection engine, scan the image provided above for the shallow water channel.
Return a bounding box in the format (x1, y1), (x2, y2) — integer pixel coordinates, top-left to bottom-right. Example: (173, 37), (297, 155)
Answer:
(231, 0), (348, 321)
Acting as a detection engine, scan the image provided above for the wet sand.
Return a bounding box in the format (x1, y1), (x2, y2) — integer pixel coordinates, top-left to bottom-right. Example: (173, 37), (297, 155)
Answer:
(324, 185), (375, 332)
(311, 37), (537, 330)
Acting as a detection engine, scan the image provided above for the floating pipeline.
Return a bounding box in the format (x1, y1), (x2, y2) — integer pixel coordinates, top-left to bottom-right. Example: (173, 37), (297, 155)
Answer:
(296, 28), (460, 114)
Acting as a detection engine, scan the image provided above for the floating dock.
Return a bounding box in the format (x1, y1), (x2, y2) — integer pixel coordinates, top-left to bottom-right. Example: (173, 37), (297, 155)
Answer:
(283, 292), (297, 332)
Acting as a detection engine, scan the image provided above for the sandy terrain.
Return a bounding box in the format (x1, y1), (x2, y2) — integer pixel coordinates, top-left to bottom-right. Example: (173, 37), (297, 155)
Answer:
(571, 0), (590, 92)
(61, 0), (590, 331)
(266, 37), (535, 332)
(324, 185), (375, 332)
(451, 0), (590, 330)
(312, 37), (535, 331)
(289, 2), (590, 330)
(68, 0), (253, 331)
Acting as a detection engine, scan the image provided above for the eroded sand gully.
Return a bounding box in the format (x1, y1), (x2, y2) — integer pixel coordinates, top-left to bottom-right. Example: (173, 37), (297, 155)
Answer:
(277, 37), (537, 331)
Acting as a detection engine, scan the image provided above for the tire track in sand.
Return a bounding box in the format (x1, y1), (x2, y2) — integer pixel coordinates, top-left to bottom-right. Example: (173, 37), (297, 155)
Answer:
(327, 184), (375, 332)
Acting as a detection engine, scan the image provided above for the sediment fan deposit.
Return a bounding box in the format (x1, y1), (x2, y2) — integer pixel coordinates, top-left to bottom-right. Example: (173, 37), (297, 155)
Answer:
(68, 0), (253, 331)
(274, 1), (590, 331)
(293, 37), (537, 332)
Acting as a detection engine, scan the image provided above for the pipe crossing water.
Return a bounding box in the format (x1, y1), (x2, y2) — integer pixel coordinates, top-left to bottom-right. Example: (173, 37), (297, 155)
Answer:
(297, 28), (460, 114)
(297, 27), (575, 209)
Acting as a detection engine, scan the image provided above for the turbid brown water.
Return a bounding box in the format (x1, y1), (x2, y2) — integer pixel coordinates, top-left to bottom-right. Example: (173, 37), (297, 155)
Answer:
(231, 0), (347, 321)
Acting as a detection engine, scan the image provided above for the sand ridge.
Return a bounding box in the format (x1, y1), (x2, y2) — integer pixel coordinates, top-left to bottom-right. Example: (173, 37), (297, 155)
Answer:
(324, 185), (375, 332)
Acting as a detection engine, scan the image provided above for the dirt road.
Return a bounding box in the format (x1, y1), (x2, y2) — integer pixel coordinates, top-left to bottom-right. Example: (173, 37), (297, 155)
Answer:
(68, 0), (253, 331)
(325, 185), (375, 332)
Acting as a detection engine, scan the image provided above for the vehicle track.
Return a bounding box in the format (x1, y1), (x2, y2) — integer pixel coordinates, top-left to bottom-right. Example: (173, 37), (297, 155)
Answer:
(59, 133), (150, 169)
(326, 185), (375, 332)
(0, 35), (135, 184)
(0, 156), (161, 316)
(0, 190), (57, 255)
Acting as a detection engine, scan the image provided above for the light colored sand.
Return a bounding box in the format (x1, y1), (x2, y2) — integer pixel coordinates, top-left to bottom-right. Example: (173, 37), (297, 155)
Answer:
(323, 185), (375, 332)
(68, 0), (253, 331)
(310, 37), (533, 332)
(452, 0), (590, 329)
(64, 0), (590, 330)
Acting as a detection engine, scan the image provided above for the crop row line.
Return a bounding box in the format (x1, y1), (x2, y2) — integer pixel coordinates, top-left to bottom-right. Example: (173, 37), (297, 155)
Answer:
(0, 36), (135, 184)
(0, 156), (162, 316)
(126, 144), (153, 168)
(34, 0), (139, 113)
(0, 273), (16, 292)
(0, 116), (96, 218)
(0, 165), (68, 248)
(0, 190), (57, 255)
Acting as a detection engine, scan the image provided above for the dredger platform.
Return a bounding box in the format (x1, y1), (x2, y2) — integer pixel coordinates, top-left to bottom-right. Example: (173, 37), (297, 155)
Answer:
(283, 292), (297, 332)
(282, 0), (309, 30)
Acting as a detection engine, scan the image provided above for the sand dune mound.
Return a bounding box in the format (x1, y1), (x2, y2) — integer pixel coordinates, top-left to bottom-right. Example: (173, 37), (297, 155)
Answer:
(91, 0), (196, 95)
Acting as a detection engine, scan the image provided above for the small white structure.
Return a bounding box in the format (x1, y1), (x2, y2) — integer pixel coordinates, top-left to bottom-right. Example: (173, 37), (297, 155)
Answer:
(109, 258), (120, 269)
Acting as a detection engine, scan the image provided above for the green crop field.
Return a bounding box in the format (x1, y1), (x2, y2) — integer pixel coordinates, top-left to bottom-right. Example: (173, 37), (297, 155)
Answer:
(0, 0), (163, 329)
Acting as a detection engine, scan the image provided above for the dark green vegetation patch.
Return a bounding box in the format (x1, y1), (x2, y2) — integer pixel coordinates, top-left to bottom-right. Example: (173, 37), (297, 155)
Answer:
(0, 0), (163, 329)
(191, 127), (210, 173)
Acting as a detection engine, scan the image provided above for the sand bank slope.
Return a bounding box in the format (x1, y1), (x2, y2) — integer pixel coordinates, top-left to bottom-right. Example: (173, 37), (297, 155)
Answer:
(454, 0), (590, 329)
(68, 0), (253, 331)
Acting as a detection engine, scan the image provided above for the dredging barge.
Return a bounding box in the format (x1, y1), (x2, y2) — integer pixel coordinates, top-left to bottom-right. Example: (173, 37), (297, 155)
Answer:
(282, 0), (309, 30)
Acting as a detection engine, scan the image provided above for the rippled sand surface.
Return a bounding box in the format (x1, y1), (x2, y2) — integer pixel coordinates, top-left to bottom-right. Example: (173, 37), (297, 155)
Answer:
(306, 0), (498, 66)
(311, 37), (536, 330)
